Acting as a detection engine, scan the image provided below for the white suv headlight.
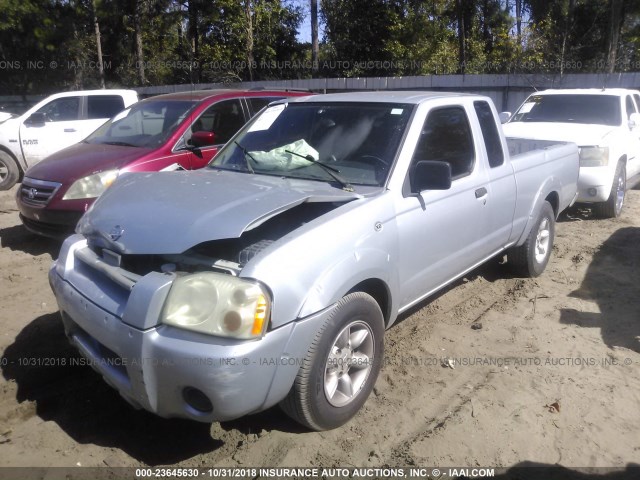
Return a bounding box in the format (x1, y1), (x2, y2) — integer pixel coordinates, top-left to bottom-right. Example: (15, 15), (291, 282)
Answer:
(579, 146), (609, 167)
(63, 169), (119, 200)
(162, 272), (270, 339)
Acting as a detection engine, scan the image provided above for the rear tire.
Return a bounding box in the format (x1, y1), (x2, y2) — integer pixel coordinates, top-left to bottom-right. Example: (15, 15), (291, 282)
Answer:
(0, 151), (20, 191)
(280, 292), (384, 431)
(594, 161), (625, 218)
(508, 201), (555, 278)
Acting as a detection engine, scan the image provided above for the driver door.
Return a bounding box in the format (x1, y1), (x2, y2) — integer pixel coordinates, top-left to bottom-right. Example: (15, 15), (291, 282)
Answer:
(19, 96), (83, 165)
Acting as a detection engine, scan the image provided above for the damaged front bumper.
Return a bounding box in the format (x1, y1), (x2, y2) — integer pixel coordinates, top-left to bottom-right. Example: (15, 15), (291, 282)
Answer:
(49, 235), (327, 422)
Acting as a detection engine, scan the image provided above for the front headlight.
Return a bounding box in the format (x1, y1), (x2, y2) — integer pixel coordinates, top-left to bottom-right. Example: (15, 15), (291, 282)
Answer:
(63, 169), (119, 200)
(162, 272), (271, 339)
(579, 146), (609, 167)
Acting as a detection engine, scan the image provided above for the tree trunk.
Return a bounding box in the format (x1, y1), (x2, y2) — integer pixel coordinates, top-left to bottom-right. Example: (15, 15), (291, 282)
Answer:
(559, 0), (576, 76)
(515, 0), (522, 46)
(311, 0), (319, 75)
(607, 0), (624, 73)
(188, 0), (199, 82)
(134, 0), (146, 85)
(456, 0), (466, 74)
(92, 0), (105, 88)
(244, 0), (254, 81)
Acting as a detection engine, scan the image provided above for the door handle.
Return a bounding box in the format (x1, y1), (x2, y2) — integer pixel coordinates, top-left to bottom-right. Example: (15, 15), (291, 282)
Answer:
(64, 128), (76, 133)
(475, 187), (488, 198)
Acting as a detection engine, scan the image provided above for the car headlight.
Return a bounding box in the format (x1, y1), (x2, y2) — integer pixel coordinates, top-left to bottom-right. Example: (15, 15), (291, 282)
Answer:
(162, 272), (271, 339)
(63, 169), (119, 200)
(579, 146), (609, 167)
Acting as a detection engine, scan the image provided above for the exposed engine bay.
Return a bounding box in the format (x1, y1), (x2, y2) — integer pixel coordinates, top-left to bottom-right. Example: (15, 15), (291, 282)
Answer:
(95, 201), (344, 277)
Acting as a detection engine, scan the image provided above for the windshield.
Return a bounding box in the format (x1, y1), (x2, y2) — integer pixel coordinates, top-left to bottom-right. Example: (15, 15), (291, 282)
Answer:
(85, 99), (196, 148)
(209, 102), (413, 187)
(510, 94), (621, 126)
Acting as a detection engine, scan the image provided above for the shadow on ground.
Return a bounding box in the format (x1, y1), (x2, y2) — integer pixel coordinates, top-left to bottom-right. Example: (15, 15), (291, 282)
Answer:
(0, 224), (60, 258)
(493, 461), (640, 480)
(0, 312), (221, 465)
(560, 226), (640, 354)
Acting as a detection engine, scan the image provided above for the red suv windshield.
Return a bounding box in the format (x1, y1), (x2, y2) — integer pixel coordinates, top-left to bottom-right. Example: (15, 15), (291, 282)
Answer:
(85, 99), (196, 148)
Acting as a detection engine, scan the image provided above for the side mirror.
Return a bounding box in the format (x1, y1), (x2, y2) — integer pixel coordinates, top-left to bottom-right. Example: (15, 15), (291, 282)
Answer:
(189, 131), (216, 148)
(26, 112), (47, 125)
(629, 112), (640, 130)
(499, 112), (511, 124)
(410, 160), (452, 193)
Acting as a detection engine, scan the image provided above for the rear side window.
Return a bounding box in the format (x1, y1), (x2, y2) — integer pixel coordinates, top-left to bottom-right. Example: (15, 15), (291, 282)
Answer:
(474, 101), (504, 168)
(413, 106), (475, 179)
(88, 95), (126, 119)
(35, 97), (80, 122)
(247, 97), (284, 114)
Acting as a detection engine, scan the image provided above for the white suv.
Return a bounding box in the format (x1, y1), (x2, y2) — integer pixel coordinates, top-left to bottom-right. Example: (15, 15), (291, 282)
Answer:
(503, 88), (640, 217)
(0, 89), (139, 190)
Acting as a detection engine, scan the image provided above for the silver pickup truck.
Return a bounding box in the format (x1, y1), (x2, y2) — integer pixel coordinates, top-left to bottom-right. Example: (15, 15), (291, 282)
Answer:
(49, 92), (579, 431)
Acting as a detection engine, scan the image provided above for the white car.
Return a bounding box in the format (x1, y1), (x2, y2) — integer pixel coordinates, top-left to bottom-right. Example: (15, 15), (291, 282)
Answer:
(503, 88), (640, 217)
(0, 89), (139, 190)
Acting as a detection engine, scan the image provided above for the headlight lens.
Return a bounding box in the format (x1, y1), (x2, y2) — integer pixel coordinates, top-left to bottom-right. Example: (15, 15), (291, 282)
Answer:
(162, 272), (271, 339)
(63, 169), (119, 200)
(579, 146), (609, 167)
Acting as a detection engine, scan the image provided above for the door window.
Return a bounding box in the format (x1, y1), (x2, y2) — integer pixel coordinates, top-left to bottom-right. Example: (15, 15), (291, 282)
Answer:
(192, 99), (245, 145)
(35, 97), (80, 122)
(625, 95), (637, 120)
(412, 106), (475, 179)
(247, 97), (284, 115)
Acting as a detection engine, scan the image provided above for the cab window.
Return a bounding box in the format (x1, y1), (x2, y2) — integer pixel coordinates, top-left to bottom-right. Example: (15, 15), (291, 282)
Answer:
(474, 101), (504, 168)
(88, 95), (126, 119)
(412, 106), (475, 180)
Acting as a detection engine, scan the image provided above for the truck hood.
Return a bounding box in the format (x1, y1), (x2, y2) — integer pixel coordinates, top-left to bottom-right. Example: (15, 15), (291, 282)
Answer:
(76, 169), (361, 254)
(25, 142), (152, 183)
(503, 122), (616, 146)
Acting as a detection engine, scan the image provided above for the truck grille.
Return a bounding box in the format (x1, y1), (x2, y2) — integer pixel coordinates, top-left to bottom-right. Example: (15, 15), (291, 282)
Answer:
(20, 177), (62, 207)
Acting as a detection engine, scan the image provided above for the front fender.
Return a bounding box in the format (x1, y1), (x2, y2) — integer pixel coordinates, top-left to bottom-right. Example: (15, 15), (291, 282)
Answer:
(297, 247), (398, 321)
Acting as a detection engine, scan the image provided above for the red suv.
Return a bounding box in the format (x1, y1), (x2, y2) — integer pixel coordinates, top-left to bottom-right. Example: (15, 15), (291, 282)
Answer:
(16, 89), (309, 237)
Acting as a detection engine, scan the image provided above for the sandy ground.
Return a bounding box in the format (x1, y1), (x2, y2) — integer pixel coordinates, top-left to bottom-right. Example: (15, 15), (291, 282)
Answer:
(0, 184), (639, 477)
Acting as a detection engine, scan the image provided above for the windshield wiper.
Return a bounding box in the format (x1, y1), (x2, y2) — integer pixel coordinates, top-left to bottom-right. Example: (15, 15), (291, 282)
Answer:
(285, 149), (354, 192)
(101, 141), (138, 147)
(234, 141), (258, 173)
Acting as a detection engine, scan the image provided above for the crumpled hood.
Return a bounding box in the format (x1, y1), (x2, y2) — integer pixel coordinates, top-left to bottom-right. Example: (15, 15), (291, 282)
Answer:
(77, 169), (360, 254)
(503, 122), (617, 146)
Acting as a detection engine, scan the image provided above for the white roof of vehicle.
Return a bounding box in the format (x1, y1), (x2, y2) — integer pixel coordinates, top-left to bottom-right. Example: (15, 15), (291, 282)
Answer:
(289, 90), (480, 105)
(532, 88), (639, 96)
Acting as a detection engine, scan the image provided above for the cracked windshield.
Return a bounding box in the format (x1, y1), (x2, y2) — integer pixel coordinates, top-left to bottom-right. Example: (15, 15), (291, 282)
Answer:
(210, 102), (413, 187)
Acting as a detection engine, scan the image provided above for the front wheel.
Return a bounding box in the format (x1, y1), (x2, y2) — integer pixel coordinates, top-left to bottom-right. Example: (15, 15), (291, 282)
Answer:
(594, 162), (626, 218)
(280, 292), (384, 431)
(0, 151), (20, 191)
(508, 201), (555, 277)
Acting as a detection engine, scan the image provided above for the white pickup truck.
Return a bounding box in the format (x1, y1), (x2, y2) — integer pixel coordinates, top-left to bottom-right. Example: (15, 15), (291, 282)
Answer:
(503, 88), (640, 218)
(0, 89), (139, 190)
(50, 92), (579, 430)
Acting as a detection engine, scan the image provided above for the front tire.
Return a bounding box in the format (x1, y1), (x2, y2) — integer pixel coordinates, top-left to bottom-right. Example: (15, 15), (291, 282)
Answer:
(594, 161), (625, 218)
(508, 201), (555, 277)
(0, 151), (20, 191)
(280, 292), (384, 431)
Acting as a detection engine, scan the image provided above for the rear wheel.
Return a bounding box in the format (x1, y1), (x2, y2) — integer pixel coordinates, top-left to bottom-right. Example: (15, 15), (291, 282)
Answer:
(508, 201), (555, 277)
(280, 292), (384, 431)
(594, 162), (625, 218)
(0, 151), (20, 191)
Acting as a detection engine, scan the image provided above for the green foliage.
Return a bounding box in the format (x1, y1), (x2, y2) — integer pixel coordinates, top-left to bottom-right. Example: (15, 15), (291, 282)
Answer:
(2, 0), (640, 94)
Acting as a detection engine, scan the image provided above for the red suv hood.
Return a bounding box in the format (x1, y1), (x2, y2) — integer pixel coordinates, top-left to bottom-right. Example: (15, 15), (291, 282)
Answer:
(25, 142), (152, 183)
